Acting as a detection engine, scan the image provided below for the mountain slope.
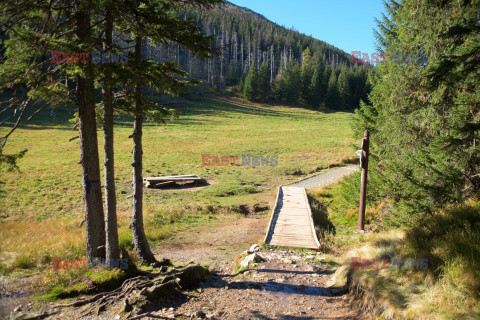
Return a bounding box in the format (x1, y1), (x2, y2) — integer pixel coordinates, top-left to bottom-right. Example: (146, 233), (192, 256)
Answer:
(172, 1), (372, 109)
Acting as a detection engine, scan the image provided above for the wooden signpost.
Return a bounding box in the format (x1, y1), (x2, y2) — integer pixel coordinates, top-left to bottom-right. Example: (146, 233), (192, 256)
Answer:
(358, 130), (369, 232)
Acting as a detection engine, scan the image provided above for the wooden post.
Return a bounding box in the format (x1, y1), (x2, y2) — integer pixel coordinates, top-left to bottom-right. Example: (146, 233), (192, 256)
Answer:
(358, 130), (369, 232)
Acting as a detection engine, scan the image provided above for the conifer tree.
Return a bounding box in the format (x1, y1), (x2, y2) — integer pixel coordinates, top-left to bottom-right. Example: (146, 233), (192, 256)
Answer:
(352, 0), (480, 220)
(243, 63), (258, 100)
(283, 60), (301, 103)
(336, 69), (350, 109)
(225, 61), (236, 86)
(300, 47), (314, 103)
(325, 68), (339, 109)
(307, 69), (322, 108)
(257, 61), (271, 101)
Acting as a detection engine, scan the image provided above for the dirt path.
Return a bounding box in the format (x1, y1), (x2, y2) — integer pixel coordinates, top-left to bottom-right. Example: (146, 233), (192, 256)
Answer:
(153, 248), (364, 320)
(153, 214), (268, 272)
(134, 213), (364, 320)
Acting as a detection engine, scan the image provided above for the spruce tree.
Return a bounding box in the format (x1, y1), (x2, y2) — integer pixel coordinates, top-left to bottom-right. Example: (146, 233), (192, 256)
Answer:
(325, 68), (339, 109)
(352, 0), (480, 221)
(113, 0), (220, 265)
(257, 61), (271, 101)
(225, 61), (236, 86)
(243, 63), (258, 100)
(307, 69), (322, 108)
(0, 0), (107, 262)
(283, 60), (301, 104)
(300, 47), (314, 103)
(336, 69), (350, 109)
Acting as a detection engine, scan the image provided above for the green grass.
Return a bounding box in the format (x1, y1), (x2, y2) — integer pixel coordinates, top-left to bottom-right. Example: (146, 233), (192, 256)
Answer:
(0, 95), (354, 270)
(0, 96), (354, 221)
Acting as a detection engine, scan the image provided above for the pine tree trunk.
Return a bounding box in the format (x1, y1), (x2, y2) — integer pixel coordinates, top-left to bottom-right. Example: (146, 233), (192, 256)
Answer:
(130, 36), (157, 265)
(75, 6), (106, 263)
(103, 6), (120, 265)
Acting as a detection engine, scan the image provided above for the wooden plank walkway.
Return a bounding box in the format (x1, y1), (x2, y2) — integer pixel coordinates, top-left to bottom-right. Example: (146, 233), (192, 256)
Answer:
(264, 186), (320, 250)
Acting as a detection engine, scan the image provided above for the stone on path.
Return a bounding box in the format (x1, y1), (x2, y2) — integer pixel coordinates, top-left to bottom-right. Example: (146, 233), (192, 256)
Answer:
(240, 253), (265, 268)
(250, 244), (261, 252)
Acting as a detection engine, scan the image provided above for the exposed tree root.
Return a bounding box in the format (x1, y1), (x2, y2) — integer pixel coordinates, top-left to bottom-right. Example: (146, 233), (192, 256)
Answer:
(55, 264), (210, 318)
(125, 311), (188, 320)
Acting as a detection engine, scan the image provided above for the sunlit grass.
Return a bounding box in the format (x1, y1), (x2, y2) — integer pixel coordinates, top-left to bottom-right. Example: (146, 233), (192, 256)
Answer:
(0, 96), (354, 221)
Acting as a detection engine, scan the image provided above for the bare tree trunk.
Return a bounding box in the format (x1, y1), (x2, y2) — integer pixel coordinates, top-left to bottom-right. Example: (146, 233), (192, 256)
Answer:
(75, 6), (106, 263)
(130, 36), (157, 265)
(103, 5), (120, 265)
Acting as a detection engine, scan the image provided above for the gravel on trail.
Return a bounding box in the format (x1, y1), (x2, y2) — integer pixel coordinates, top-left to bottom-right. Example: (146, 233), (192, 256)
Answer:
(287, 166), (358, 189)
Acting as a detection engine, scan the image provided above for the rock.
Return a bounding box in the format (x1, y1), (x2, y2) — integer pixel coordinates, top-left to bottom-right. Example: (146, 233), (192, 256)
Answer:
(175, 265), (210, 289)
(206, 314), (215, 319)
(305, 255), (315, 260)
(240, 253), (265, 268)
(195, 310), (206, 318)
(250, 244), (261, 252)
(143, 280), (178, 300)
(326, 265), (350, 293)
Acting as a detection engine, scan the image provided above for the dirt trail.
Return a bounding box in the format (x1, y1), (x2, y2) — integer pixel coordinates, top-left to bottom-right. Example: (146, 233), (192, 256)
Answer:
(156, 247), (364, 320)
(134, 212), (364, 320)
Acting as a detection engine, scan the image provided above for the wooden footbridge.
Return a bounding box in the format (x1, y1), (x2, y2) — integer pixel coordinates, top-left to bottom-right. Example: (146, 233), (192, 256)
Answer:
(264, 186), (320, 250)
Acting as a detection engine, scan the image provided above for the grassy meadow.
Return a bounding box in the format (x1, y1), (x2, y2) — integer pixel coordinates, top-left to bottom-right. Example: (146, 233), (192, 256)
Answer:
(0, 95), (355, 271)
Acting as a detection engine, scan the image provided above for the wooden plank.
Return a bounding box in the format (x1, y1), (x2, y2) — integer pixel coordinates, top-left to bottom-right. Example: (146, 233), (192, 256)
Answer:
(264, 186), (320, 250)
(144, 176), (202, 182)
(145, 174), (199, 179)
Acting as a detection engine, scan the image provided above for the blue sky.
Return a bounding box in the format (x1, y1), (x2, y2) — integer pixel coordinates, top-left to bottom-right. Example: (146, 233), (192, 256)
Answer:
(228, 0), (386, 56)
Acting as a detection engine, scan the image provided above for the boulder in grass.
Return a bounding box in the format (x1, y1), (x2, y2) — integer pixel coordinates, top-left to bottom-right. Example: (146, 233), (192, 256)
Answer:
(326, 265), (351, 294)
